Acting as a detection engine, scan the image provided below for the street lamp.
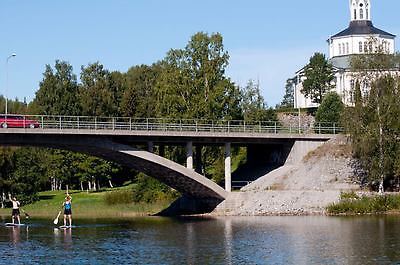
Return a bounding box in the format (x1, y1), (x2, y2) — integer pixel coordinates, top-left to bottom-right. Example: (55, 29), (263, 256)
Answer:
(5, 53), (17, 115)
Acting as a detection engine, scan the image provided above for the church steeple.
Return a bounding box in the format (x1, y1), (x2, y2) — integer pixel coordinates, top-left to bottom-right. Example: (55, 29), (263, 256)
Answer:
(350, 0), (371, 21)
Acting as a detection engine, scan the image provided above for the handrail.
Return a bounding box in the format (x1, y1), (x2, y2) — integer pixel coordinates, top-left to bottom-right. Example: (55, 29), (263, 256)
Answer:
(0, 114), (344, 135)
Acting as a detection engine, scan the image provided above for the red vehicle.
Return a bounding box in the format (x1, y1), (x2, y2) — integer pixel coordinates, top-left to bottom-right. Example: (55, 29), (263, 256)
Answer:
(0, 115), (40, 128)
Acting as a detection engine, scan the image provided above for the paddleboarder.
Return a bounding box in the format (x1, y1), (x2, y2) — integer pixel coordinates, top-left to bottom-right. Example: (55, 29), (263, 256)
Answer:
(63, 194), (72, 227)
(9, 195), (21, 225)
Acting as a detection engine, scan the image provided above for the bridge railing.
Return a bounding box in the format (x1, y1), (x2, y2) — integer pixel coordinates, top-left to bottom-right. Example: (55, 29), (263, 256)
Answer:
(2, 115), (344, 135)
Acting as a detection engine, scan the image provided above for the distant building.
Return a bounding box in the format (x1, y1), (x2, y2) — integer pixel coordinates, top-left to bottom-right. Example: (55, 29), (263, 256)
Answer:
(293, 0), (396, 108)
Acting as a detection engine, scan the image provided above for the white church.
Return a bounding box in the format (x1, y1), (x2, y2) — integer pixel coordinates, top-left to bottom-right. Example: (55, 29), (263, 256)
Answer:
(293, 0), (396, 109)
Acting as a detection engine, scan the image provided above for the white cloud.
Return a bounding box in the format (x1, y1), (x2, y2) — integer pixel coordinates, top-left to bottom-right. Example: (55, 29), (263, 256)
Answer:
(226, 46), (325, 107)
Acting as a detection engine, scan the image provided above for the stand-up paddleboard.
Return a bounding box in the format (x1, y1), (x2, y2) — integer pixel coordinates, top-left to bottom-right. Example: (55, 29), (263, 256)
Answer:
(5, 223), (25, 227)
(59, 225), (75, 229)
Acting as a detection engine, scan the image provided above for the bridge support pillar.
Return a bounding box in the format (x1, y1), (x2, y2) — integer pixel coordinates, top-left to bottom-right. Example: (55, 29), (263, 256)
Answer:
(147, 142), (154, 153)
(195, 145), (203, 175)
(224, 142), (231, 192)
(186, 141), (193, 170)
(159, 144), (165, 157)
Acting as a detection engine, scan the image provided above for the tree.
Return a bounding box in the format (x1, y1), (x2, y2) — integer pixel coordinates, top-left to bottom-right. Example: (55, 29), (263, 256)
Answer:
(302, 52), (335, 104)
(348, 50), (400, 191)
(80, 62), (117, 116)
(315, 92), (344, 124)
(155, 32), (240, 120)
(241, 80), (277, 121)
(31, 60), (81, 115)
(279, 78), (295, 108)
(121, 64), (159, 118)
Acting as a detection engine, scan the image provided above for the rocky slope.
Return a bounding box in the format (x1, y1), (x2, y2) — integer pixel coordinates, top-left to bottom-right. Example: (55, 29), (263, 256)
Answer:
(213, 136), (360, 216)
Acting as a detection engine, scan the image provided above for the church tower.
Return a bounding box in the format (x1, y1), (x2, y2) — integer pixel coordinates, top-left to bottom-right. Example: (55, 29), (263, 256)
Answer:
(350, 0), (371, 21)
(294, 1), (397, 109)
(328, 0), (395, 59)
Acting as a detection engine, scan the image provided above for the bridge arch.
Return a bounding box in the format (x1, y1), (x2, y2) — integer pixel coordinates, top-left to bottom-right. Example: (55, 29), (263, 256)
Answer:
(0, 133), (227, 201)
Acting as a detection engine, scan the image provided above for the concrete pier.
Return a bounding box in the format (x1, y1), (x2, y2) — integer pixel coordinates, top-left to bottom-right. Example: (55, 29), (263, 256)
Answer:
(225, 142), (231, 192)
(186, 141), (193, 170)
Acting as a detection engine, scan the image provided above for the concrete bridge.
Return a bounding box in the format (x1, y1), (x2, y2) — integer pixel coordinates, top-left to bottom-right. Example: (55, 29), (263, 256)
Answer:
(0, 115), (340, 203)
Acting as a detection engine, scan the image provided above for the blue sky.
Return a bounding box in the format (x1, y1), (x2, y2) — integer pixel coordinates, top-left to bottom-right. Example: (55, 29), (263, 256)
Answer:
(1, 0), (399, 108)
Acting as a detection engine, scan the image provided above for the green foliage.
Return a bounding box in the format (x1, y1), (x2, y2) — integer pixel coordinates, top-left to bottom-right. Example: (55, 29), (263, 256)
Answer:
(155, 32), (242, 120)
(279, 78), (295, 109)
(30, 60), (81, 115)
(315, 92), (344, 124)
(104, 190), (134, 205)
(302, 52), (335, 104)
(121, 64), (159, 117)
(339, 191), (359, 200)
(347, 52), (400, 191)
(0, 96), (28, 114)
(0, 147), (47, 204)
(132, 173), (179, 203)
(327, 194), (400, 215)
(80, 62), (121, 116)
(241, 80), (277, 121)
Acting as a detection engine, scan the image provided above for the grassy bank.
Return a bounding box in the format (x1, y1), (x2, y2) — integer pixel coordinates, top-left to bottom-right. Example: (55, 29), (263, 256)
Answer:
(0, 189), (174, 219)
(327, 192), (400, 215)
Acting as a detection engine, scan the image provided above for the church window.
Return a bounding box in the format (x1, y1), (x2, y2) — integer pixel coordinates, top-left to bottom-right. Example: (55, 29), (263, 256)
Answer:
(339, 44), (342, 55)
(360, 9), (364, 19)
(359, 42), (363, 52)
(354, 9), (357, 20)
(364, 42), (368, 52)
(346, 43), (349, 54)
(366, 9), (369, 20)
(369, 42), (373, 52)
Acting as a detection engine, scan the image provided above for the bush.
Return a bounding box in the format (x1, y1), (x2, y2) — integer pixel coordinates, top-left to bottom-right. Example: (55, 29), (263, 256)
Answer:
(132, 173), (179, 203)
(104, 190), (133, 205)
(340, 191), (359, 200)
(327, 194), (400, 214)
(315, 92), (344, 124)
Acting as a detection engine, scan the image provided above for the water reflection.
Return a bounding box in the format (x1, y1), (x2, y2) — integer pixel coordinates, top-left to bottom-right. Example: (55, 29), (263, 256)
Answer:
(53, 227), (73, 250)
(224, 218), (232, 265)
(63, 228), (72, 250)
(9, 226), (20, 245)
(1, 216), (400, 264)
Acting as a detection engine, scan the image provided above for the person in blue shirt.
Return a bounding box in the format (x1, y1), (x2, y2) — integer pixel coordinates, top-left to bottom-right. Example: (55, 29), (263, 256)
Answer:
(63, 194), (72, 227)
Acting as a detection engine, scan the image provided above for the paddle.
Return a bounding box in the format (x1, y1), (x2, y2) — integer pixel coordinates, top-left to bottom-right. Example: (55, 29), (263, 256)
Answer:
(53, 210), (61, 225)
(20, 208), (30, 219)
(53, 205), (64, 225)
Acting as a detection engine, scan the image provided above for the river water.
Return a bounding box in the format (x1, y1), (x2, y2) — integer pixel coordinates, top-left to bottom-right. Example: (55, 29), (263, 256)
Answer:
(1, 215), (400, 264)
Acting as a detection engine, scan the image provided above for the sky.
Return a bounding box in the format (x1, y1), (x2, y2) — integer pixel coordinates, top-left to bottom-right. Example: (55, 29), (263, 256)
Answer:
(0, 0), (399, 108)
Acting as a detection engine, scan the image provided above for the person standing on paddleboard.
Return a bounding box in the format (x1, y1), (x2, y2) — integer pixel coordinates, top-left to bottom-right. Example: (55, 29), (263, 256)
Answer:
(9, 195), (21, 225)
(63, 194), (72, 227)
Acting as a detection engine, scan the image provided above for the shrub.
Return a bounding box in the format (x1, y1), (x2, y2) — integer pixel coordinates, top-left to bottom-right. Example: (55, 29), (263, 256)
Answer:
(132, 173), (179, 203)
(340, 191), (359, 200)
(327, 194), (400, 214)
(104, 190), (133, 205)
(315, 92), (344, 124)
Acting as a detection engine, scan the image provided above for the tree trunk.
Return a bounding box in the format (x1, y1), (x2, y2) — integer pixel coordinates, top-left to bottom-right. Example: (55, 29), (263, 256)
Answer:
(108, 179), (114, 188)
(88, 181), (92, 191)
(0, 192), (4, 209)
(92, 180), (97, 191)
(80, 181), (84, 191)
(377, 90), (385, 194)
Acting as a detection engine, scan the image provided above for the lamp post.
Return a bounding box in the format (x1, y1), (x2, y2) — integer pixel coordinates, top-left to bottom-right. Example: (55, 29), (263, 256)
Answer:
(5, 53), (16, 115)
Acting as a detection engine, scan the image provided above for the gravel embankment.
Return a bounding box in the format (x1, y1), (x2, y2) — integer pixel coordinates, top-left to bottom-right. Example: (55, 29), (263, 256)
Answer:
(213, 136), (360, 216)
